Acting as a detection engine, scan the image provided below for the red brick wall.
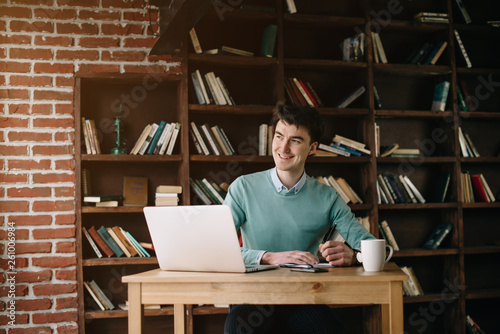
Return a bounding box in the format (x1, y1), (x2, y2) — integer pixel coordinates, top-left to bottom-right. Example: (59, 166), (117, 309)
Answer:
(0, 1), (179, 333)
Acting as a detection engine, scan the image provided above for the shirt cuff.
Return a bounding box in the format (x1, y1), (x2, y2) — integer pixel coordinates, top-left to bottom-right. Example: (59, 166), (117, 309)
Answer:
(256, 251), (266, 264)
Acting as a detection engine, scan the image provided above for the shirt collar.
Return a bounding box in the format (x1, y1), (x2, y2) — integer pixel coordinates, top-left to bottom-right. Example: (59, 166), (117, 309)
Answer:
(270, 167), (307, 195)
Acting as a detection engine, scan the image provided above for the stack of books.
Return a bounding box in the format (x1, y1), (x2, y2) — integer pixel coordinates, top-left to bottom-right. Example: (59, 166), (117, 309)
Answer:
(458, 127), (480, 157)
(413, 12), (449, 23)
(461, 172), (496, 203)
(284, 77), (323, 108)
(190, 122), (235, 156)
(82, 226), (151, 258)
(377, 173), (426, 204)
(189, 178), (228, 205)
(83, 280), (115, 311)
(371, 32), (388, 64)
(404, 41), (448, 65)
(318, 135), (371, 157)
(191, 69), (235, 105)
(380, 144), (421, 158)
(155, 185), (182, 206)
(83, 194), (123, 208)
(378, 220), (400, 251)
(81, 117), (101, 155)
(342, 32), (364, 62)
(130, 121), (181, 155)
(400, 266), (424, 297)
(316, 175), (363, 204)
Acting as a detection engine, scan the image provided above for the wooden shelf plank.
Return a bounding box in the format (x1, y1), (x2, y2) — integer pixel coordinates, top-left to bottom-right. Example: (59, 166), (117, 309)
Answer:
(465, 289), (500, 300)
(81, 154), (182, 162)
(82, 206), (144, 214)
(284, 14), (365, 27)
(285, 58), (367, 70)
(189, 104), (275, 115)
(375, 109), (454, 118)
(378, 203), (458, 210)
(464, 246), (500, 255)
(462, 202), (500, 209)
(392, 248), (459, 257)
(377, 156), (456, 163)
(85, 307), (174, 319)
(373, 63), (451, 76)
(188, 54), (277, 68)
(404, 293), (459, 304)
(82, 257), (158, 266)
(460, 157), (500, 163)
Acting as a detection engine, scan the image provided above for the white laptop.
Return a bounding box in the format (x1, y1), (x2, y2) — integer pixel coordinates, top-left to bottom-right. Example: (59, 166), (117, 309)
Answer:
(143, 205), (278, 273)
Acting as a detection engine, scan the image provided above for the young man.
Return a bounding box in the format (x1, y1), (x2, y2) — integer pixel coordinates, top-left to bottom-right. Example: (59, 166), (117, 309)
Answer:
(223, 105), (375, 334)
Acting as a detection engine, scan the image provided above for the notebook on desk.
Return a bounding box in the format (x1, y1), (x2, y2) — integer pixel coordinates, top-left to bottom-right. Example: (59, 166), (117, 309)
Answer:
(143, 205), (279, 273)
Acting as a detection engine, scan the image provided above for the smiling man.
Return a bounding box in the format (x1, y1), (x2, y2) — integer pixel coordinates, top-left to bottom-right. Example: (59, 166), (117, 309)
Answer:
(223, 105), (375, 334)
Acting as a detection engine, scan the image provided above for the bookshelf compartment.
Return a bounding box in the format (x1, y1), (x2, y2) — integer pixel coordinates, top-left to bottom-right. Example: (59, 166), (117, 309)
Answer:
(291, 0), (364, 17)
(402, 300), (455, 334)
(465, 298), (500, 334)
(84, 315), (173, 334)
(460, 118), (500, 157)
(369, 0), (448, 22)
(460, 164), (499, 203)
(454, 28), (500, 69)
(463, 208), (500, 249)
(464, 253), (500, 291)
(456, 74), (500, 113)
(452, 0), (500, 24)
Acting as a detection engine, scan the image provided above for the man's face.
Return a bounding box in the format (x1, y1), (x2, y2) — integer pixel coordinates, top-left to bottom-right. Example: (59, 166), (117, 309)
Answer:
(272, 120), (317, 175)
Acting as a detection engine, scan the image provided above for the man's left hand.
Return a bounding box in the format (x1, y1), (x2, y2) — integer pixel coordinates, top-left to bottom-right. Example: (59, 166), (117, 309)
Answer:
(319, 241), (356, 266)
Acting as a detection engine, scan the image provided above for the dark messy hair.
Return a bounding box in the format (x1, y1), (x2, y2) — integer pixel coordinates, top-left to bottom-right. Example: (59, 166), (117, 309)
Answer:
(270, 105), (324, 144)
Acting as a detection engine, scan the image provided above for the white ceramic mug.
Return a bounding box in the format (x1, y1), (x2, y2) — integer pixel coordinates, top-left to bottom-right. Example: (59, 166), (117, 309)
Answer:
(356, 239), (393, 272)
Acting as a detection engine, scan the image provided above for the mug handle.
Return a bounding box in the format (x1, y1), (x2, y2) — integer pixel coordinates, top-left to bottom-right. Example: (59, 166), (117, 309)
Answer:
(385, 245), (394, 263)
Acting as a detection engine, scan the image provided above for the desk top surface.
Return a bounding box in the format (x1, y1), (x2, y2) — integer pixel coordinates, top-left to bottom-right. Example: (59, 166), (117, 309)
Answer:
(123, 262), (407, 284)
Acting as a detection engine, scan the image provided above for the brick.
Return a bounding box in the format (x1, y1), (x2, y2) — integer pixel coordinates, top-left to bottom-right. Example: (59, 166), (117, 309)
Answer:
(79, 37), (120, 48)
(8, 327), (52, 334)
(54, 186), (74, 197)
(32, 200), (75, 212)
(0, 34), (31, 44)
(8, 131), (52, 142)
(33, 283), (76, 296)
(10, 20), (54, 33)
(0, 88), (30, 99)
(56, 22), (98, 35)
(124, 64), (168, 74)
(101, 23), (144, 36)
(123, 37), (157, 48)
(0, 61), (31, 73)
(0, 173), (28, 183)
(79, 9), (120, 21)
(33, 144), (73, 155)
(7, 187), (51, 197)
(78, 63), (120, 73)
(56, 325), (78, 334)
(0, 284), (28, 297)
(8, 159), (52, 171)
(32, 104), (53, 115)
(0, 145), (29, 156)
(57, 0), (98, 7)
(32, 311), (78, 324)
(34, 62), (74, 74)
(0, 314), (28, 326)
(34, 35), (73, 47)
(33, 90), (73, 101)
(8, 104), (30, 114)
(16, 269), (52, 283)
(0, 201), (29, 213)
(54, 159), (75, 171)
(54, 214), (74, 225)
(54, 131), (73, 141)
(33, 118), (73, 129)
(102, 50), (146, 62)
(0, 229), (29, 241)
(54, 104), (73, 115)
(9, 215), (52, 226)
(32, 227), (75, 239)
(32, 256), (76, 268)
(55, 76), (74, 87)
(9, 75), (53, 87)
(55, 296), (78, 310)
(55, 241), (75, 253)
(55, 269), (76, 281)
(15, 242), (52, 255)
(124, 11), (157, 22)
(34, 8), (76, 20)
(0, 6), (32, 18)
(55, 49), (98, 61)
(10, 48), (53, 60)
(102, 0), (143, 9)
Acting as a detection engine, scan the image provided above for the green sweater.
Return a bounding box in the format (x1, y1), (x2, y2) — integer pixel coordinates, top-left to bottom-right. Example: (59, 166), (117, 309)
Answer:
(223, 170), (375, 265)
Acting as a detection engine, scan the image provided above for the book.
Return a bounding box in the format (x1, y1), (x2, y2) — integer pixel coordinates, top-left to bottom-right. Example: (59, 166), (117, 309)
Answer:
(459, 80), (475, 111)
(201, 178), (224, 204)
(156, 185), (182, 193)
(201, 123), (221, 155)
(326, 176), (351, 204)
(106, 227), (132, 257)
(470, 174), (489, 202)
(317, 143), (350, 157)
(221, 45), (254, 57)
(211, 125), (231, 155)
(157, 122), (175, 155)
(205, 72), (227, 105)
(84, 194), (123, 203)
(292, 78), (315, 107)
(165, 122), (181, 155)
(85, 119), (97, 155)
(122, 176), (148, 207)
(189, 178), (212, 205)
(398, 175), (417, 203)
(371, 32), (379, 63)
(130, 124), (152, 155)
(155, 197), (179, 206)
(373, 86), (382, 110)
(305, 82), (323, 107)
(189, 127), (203, 154)
(219, 127), (235, 155)
(89, 280), (115, 310)
(400, 266), (424, 296)
(462, 130), (480, 157)
(190, 122), (210, 155)
(138, 123), (158, 155)
(337, 86), (366, 108)
(82, 226), (103, 258)
(285, 0), (297, 14)
(380, 220), (400, 251)
(194, 69), (210, 104)
(191, 71), (206, 104)
(189, 28), (202, 53)
(83, 281), (106, 311)
(410, 42), (432, 64)
(81, 117), (92, 154)
(95, 201), (118, 208)
(373, 33), (388, 64)
(258, 123), (268, 156)
(260, 24), (278, 58)
(423, 223), (452, 249)
(431, 81), (450, 111)
(454, 0), (471, 24)
(423, 41), (447, 65)
(96, 226), (124, 257)
(454, 29), (472, 68)
(479, 174), (495, 202)
(380, 144), (399, 157)
(87, 226), (114, 257)
(433, 172), (451, 203)
(403, 175), (426, 203)
(216, 77), (234, 106)
(147, 120), (166, 155)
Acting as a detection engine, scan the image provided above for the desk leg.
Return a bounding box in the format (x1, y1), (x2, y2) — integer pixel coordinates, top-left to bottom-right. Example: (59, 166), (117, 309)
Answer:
(128, 283), (143, 334)
(382, 281), (404, 334)
(174, 304), (186, 334)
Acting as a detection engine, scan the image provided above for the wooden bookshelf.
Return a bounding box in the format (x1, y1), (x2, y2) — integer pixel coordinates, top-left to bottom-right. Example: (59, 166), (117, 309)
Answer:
(75, 0), (500, 333)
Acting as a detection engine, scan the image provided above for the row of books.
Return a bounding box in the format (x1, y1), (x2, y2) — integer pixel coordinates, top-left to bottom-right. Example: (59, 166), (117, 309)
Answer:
(83, 280), (115, 311)
(258, 123), (273, 156)
(189, 25), (277, 58)
(81, 117), (101, 155)
(189, 178), (228, 205)
(400, 266), (424, 297)
(191, 69), (235, 105)
(462, 172), (496, 203)
(318, 134), (371, 157)
(377, 173), (426, 204)
(403, 40), (448, 65)
(458, 127), (480, 157)
(317, 175), (363, 205)
(83, 225), (151, 258)
(190, 122), (235, 156)
(284, 77), (323, 108)
(155, 184), (182, 207)
(130, 121), (181, 155)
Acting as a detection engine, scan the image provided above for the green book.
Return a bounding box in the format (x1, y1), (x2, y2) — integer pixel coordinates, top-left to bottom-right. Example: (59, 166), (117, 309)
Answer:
(433, 172), (451, 203)
(97, 226), (124, 257)
(260, 24), (278, 58)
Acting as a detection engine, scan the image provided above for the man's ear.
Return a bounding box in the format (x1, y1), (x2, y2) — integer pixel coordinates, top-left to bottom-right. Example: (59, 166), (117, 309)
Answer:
(308, 142), (318, 155)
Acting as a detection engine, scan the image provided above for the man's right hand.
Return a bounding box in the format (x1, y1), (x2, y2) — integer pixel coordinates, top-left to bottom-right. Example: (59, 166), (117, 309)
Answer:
(261, 251), (319, 265)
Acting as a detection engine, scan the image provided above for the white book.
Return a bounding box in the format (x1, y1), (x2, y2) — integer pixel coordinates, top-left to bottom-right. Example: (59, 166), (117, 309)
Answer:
(189, 28), (203, 53)
(89, 280), (115, 310)
(327, 176), (351, 204)
(371, 32), (379, 64)
(154, 122), (173, 154)
(318, 143), (350, 157)
(165, 122), (181, 155)
(479, 174), (495, 202)
(82, 227), (103, 258)
(195, 70), (210, 103)
(457, 127), (470, 157)
(258, 124), (268, 156)
(337, 86), (366, 108)
(201, 124), (221, 155)
(376, 181), (388, 204)
(453, 29), (472, 68)
(158, 123), (174, 155)
(285, 0), (297, 13)
(202, 178), (224, 204)
(189, 178), (212, 205)
(332, 134), (366, 149)
(292, 77), (314, 107)
(138, 123), (158, 155)
(377, 174), (394, 204)
(190, 122), (210, 155)
(205, 72), (227, 105)
(454, 0), (471, 24)
(216, 77), (233, 106)
(398, 175), (417, 203)
(130, 124), (151, 155)
(83, 281), (106, 311)
(403, 175), (426, 203)
(374, 33), (388, 64)
(211, 125), (231, 155)
(191, 72), (206, 104)
(81, 117), (92, 154)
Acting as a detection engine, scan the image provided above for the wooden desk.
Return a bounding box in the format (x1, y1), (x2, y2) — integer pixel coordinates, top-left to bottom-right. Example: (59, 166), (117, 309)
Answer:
(122, 262), (407, 334)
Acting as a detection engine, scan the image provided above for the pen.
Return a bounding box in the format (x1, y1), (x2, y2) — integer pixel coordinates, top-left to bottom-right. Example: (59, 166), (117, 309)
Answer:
(323, 223), (337, 243)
